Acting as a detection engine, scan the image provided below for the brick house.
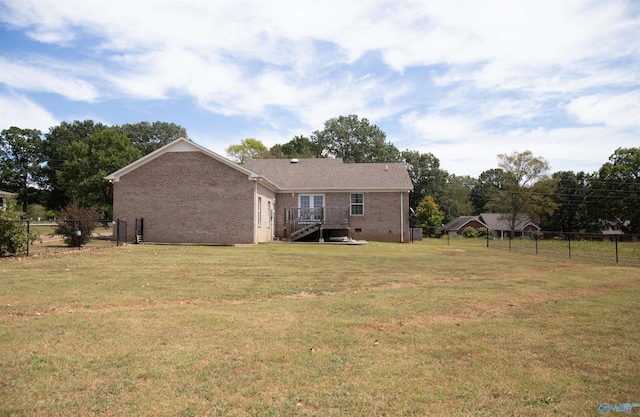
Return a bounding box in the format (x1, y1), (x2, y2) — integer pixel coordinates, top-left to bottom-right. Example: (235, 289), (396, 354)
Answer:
(105, 138), (413, 245)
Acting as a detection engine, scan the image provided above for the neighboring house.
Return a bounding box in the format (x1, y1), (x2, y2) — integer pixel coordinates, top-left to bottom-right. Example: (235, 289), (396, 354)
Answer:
(105, 138), (413, 245)
(601, 219), (631, 236)
(443, 213), (540, 239)
(0, 190), (15, 212)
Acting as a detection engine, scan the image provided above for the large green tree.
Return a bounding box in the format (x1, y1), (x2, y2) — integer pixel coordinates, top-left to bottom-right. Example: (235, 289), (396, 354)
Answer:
(42, 120), (107, 209)
(401, 150), (448, 210)
(226, 138), (270, 164)
(118, 121), (188, 155)
(440, 174), (475, 222)
(311, 115), (399, 163)
(493, 150), (551, 237)
(57, 128), (140, 216)
(0, 127), (44, 212)
(469, 168), (505, 214)
(544, 171), (591, 232)
(269, 135), (320, 159)
(590, 147), (640, 234)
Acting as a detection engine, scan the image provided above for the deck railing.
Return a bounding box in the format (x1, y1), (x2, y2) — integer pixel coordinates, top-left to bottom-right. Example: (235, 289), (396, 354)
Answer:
(285, 206), (350, 237)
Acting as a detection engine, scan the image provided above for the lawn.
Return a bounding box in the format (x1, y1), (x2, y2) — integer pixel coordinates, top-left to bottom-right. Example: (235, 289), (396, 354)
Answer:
(1, 241), (638, 416)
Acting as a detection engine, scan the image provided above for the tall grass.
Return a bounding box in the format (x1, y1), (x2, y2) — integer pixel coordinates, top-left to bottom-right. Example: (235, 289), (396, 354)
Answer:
(1, 242), (638, 416)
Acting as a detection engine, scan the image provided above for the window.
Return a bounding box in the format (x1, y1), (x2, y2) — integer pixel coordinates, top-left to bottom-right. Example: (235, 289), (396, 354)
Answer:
(299, 194), (324, 222)
(257, 197), (262, 227)
(299, 195), (310, 209)
(351, 193), (364, 215)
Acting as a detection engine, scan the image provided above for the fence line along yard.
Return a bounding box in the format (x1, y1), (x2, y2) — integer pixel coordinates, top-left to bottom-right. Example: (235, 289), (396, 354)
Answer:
(5, 219), (639, 266)
(419, 228), (640, 267)
(1, 219), (125, 257)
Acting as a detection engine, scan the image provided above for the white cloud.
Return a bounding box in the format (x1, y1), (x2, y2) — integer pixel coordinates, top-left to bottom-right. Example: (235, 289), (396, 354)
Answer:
(401, 112), (479, 142)
(567, 90), (640, 129)
(399, 109), (637, 176)
(0, 57), (99, 101)
(0, 0), (637, 177)
(0, 92), (58, 131)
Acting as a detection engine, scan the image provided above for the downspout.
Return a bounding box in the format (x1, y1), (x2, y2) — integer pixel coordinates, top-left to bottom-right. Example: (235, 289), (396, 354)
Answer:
(400, 192), (404, 243)
(254, 179), (258, 244)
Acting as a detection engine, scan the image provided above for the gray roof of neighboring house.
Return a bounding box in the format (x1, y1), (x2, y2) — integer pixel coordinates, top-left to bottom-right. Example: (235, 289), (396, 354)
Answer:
(443, 213), (540, 232)
(478, 213), (539, 231)
(244, 158), (414, 192)
(442, 216), (487, 231)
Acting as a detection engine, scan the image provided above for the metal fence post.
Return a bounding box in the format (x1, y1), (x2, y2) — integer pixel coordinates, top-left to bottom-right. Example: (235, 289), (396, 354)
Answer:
(26, 220), (30, 257)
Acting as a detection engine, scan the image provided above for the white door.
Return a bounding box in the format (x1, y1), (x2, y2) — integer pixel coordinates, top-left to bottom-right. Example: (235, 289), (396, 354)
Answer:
(299, 194), (324, 222)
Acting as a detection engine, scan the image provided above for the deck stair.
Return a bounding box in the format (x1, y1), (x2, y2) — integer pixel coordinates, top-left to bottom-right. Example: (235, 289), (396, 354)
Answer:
(289, 222), (321, 241)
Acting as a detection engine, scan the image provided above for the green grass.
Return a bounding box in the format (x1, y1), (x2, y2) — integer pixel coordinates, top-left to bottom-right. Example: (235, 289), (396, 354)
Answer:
(1, 242), (639, 416)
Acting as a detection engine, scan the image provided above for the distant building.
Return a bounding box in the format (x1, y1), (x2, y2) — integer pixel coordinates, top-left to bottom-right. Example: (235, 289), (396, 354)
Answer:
(442, 213), (540, 239)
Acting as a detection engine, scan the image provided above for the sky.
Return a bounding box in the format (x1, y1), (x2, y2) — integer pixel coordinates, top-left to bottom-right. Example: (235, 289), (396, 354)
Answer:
(0, 0), (638, 177)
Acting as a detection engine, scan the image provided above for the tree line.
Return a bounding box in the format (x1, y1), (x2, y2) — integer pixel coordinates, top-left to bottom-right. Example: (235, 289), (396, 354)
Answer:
(2, 115), (638, 235)
(1, 121), (187, 219)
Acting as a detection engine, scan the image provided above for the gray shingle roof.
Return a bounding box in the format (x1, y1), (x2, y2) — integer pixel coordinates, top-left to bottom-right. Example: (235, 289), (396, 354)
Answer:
(244, 158), (413, 191)
(442, 216), (485, 231)
(443, 213), (540, 232)
(478, 213), (539, 231)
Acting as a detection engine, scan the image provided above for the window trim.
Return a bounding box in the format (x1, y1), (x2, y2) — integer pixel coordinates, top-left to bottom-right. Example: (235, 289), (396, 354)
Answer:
(350, 193), (364, 216)
(298, 194), (325, 208)
(257, 197), (262, 227)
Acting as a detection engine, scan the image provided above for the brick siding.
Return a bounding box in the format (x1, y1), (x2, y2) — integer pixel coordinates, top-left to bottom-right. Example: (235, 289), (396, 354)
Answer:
(113, 152), (257, 245)
(274, 191), (411, 242)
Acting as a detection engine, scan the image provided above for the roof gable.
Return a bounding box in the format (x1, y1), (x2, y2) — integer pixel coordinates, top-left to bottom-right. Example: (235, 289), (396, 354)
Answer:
(478, 213), (539, 231)
(105, 138), (262, 184)
(244, 158), (413, 191)
(443, 216), (487, 230)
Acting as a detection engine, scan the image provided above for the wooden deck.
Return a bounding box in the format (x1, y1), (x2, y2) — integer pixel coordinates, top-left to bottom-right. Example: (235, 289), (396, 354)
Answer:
(285, 206), (350, 241)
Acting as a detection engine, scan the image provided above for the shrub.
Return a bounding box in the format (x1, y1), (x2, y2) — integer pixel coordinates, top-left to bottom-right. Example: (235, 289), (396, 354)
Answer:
(53, 202), (100, 247)
(0, 199), (39, 256)
(416, 196), (444, 238)
(26, 204), (47, 220)
(532, 231), (544, 240)
(462, 226), (479, 238)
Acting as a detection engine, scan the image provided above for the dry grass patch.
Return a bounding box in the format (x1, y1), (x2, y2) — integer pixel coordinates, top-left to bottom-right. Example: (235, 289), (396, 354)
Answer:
(1, 241), (638, 416)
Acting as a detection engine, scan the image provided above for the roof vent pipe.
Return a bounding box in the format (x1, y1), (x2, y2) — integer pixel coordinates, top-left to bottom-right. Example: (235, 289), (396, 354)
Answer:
(290, 158), (299, 163)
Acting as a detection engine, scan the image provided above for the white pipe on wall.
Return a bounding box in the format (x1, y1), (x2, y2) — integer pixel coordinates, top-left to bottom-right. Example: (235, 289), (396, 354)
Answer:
(400, 192), (404, 243)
